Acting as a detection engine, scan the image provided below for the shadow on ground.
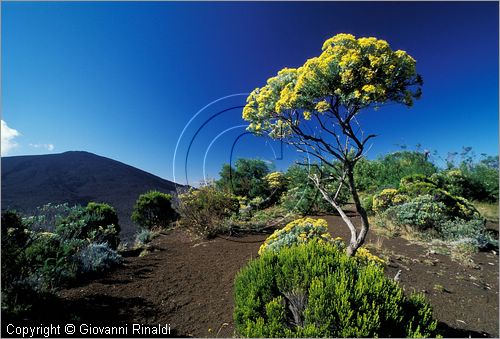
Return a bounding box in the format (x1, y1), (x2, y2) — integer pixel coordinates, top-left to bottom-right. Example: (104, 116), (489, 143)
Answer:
(2, 293), (188, 338)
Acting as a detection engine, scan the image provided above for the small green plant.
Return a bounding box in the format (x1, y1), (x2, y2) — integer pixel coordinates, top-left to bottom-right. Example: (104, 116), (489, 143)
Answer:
(234, 241), (439, 337)
(135, 229), (159, 246)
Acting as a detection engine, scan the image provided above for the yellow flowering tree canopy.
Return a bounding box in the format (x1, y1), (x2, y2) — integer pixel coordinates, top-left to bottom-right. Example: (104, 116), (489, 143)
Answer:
(242, 33), (422, 163)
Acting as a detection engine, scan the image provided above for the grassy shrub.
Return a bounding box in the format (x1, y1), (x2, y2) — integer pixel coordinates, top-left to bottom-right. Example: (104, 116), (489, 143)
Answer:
(372, 175), (496, 255)
(178, 184), (240, 238)
(374, 176), (480, 220)
(132, 191), (178, 230)
(1, 211), (34, 315)
(234, 241), (438, 338)
(23, 233), (84, 291)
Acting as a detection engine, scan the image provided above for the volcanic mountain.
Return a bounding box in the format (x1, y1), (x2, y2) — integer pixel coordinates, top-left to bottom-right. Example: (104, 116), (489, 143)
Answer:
(1, 151), (184, 240)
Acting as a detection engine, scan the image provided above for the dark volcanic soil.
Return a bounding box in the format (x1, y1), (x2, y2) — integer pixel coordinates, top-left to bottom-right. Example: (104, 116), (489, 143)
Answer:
(22, 215), (499, 337)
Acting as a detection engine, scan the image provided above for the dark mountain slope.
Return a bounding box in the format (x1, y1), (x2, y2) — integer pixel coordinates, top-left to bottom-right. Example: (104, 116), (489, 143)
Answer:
(1, 151), (184, 240)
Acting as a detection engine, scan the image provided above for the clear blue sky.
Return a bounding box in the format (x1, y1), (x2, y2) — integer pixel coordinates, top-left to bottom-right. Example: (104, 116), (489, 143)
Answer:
(2, 2), (498, 185)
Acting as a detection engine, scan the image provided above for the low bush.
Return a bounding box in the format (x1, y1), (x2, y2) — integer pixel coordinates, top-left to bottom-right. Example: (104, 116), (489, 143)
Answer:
(178, 184), (240, 238)
(132, 191), (178, 230)
(258, 218), (336, 255)
(360, 194), (375, 215)
(77, 242), (123, 274)
(134, 229), (160, 249)
(34, 202), (121, 249)
(234, 241), (439, 338)
(383, 195), (446, 232)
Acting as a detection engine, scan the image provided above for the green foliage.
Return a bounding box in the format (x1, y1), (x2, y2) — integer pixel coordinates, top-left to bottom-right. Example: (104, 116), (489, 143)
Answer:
(280, 164), (348, 215)
(360, 194), (375, 215)
(217, 158), (271, 201)
(135, 229), (158, 246)
(374, 176), (480, 220)
(373, 176), (493, 249)
(178, 184), (240, 238)
(27, 202), (121, 249)
(354, 152), (437, 193)
(1, 211), (33, 314)
(234, 241), (439, 338)
(23, 232), (84, 291)
(85, 202), (120, 248)
(132, 191), (178, 230)
(383, 195), (446, 232)
(1, 205), (123, 319)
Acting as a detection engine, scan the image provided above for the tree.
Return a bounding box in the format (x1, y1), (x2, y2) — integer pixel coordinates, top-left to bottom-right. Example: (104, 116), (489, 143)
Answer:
(131, 191), (178, 230)
(242, 33), (422, 255)
(217, 158), (271, 200)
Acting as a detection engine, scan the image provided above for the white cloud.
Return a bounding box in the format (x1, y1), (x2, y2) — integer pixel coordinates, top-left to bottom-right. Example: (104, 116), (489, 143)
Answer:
(29, 143), (55, 152)
(1, 120), (21, 156)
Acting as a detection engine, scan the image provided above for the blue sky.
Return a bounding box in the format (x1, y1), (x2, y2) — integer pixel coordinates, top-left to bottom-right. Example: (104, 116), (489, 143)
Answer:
(2, 2), (498, 185)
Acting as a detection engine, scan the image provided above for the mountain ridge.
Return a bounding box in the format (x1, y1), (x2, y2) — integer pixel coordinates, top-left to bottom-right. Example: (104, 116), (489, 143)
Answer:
(1, 151), (184, 240)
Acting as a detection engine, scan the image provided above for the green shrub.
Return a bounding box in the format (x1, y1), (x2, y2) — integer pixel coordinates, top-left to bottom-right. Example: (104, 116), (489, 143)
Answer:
(178, 184), (239, 238)
(135, 229), (159, 246)
(23, 203), (76, 232)
(24, 233), (83, 291)
(32, 202), (121, 249)
(217, 158), (272, 200)
(383, 195), (446, 231)
(374, 176), (480, 220)
(438, 218), (498, 248)
(234, 241), (439, 338)
(1, 211), (34, 314)
(132, 191), (178, 230)
(361, 194), (374, 215)
(76, 242), (122, 274)
(354, 151), (437, 193)
(85, 202), (120, 248)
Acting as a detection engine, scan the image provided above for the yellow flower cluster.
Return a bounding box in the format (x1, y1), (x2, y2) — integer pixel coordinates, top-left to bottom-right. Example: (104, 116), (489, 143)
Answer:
(355, 247), (385, 265)
(265, 171), (286, 189)
(315, 100), (330, 113)
(258, 218), (332, 255)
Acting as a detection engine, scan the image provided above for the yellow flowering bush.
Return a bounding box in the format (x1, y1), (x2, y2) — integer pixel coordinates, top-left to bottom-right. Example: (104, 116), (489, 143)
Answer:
(264, 171), (287, 190)
(372, 188), (408, 213)
(355, 247), (385, 265)
(258, 217), (337, 255)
